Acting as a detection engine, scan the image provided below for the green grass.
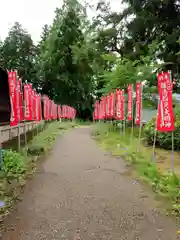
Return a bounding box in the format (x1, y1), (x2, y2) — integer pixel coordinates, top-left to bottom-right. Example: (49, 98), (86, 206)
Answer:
(92, 122), (180, 216)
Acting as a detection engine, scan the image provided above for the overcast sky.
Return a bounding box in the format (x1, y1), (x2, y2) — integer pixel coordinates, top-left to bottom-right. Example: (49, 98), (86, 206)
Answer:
(0, 0), (124, 43)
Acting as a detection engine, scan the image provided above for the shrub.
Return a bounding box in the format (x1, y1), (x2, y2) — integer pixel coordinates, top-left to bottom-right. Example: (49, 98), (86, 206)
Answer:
(2, 150), (27, 177)
(144, 107), (180, 150)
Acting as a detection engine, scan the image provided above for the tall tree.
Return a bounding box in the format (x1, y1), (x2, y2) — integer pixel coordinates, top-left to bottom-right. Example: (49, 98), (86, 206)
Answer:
(38, 0), (95, 117)
(1, 22), (36, 82)
(121, 0), (180, 68)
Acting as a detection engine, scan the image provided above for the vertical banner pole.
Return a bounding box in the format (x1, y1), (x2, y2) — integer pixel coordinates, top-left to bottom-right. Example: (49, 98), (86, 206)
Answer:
(172, 131), (174, 172)
(152, 128), (157, 161)
(31, 89), (34, 138)
(36, 94), (38, 136)
(169, 70), (175, 172)
(123, 90), (126, 136)
(131, 85), (134, 141)
(9, 70), (12, 141)
(16, 72), (21, 152)
(137, 122), (142, 152)
(137, 83), (143, 152)
(22, 83), (27, 154)
(120, 121), (122, 136)
(123, 119), (126, 137)
(127, 84), (133, 141)
(152, 98), (160, 161)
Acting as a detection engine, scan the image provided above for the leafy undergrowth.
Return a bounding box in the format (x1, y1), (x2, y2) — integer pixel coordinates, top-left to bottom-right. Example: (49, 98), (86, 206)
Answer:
(92, 122), (180, 217)
(0, 121), (77, 235)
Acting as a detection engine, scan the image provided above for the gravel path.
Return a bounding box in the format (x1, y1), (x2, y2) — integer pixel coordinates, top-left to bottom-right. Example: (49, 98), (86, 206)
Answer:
(3, 127), (178, 239)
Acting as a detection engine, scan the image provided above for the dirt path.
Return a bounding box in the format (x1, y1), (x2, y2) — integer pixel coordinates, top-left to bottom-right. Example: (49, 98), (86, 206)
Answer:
(3, 127), (178, 239)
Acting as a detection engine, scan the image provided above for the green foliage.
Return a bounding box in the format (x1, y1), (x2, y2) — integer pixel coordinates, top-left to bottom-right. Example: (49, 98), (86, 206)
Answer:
(2, 150), (27, 180)
(0, 22), (38, 84)
(121, 0), (180, 71)
(36, 1), (95, 118)
(144, 107), (180, 150)
(96, 42), (160, 95)
(1, 0), (180, 118)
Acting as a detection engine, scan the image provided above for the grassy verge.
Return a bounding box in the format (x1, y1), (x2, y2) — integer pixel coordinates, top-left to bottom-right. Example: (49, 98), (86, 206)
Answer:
(92, 122), (180, 216)
(0, 121), (77, 235)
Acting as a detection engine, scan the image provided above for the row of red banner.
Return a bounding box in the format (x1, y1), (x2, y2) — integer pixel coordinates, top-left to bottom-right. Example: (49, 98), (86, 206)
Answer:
(157, 72), (174, 132)
(8, 71), (76, 126)
(93, 83), (140, 124)
(43, 95), (76, 121)
(93, 71), (175, 132)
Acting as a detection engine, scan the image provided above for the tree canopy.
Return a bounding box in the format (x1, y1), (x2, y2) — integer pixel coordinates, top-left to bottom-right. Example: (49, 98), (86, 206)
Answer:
(0, 0), (180, 119)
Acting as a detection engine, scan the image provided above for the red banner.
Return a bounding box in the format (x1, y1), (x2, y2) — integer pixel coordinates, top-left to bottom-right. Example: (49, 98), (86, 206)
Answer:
(54, 103), (58, 120)
(58, 105), (61, 119)
(50, 100), (53, 120)
(103, 97), (106, 119)
(106, 95), (111, 119)
(99, 98), (104, 120)
(24, 84), (32, 121)
(156, 72), (174, 132)
(34, 93), (41, 122)
(94, 102), (99, 120)
(17, 79), (24, 121)
(109, 93), (115, 118)
(127, 84), (133, 121)
(35, 92), (38, 121)
(135, 82), (142, 125)
(47, 98), (51, 120)
(31, 89), (36, 120)
(62, 105), (64, 119)
(116, 89), (124, 120)
(8, 71), (18, 126)
(38, 94), (41, 122)
(67, 106), (70, 119)
(62, 105), (67, 119)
